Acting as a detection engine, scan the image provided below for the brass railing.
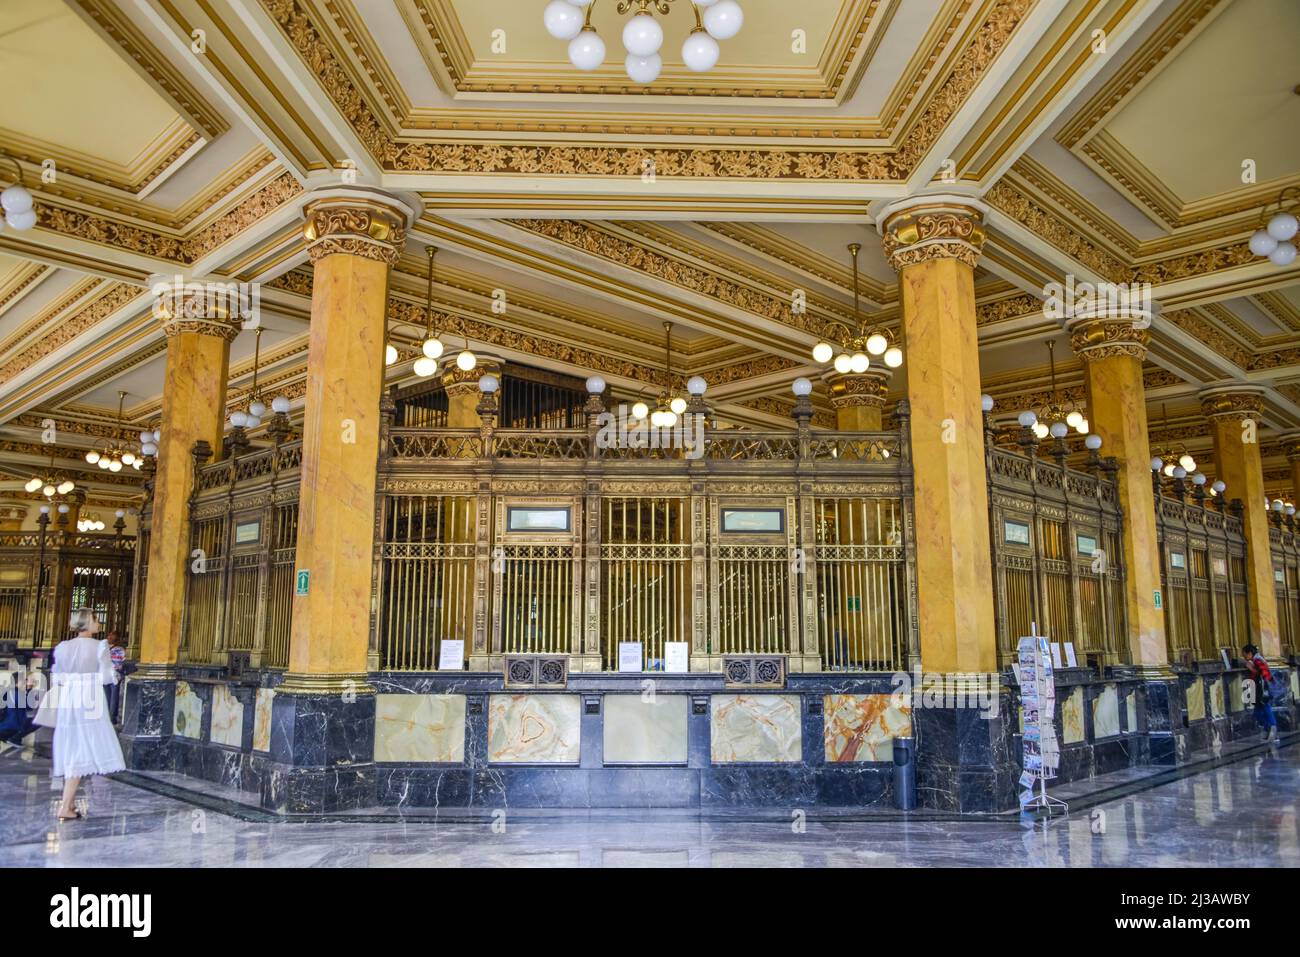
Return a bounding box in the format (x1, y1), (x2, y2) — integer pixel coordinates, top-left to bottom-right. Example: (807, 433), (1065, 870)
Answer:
(985, 435), (1126, 667)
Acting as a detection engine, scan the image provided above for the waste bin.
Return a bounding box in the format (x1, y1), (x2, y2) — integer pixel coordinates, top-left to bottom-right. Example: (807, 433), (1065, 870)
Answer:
(892, 736), (917, 810)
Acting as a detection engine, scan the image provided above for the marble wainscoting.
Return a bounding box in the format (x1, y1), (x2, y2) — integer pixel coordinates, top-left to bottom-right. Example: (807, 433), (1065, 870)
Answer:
(374, 693), (465, 763)
(252, 688), (275, 752)
(1186, 677), (1206, 723)
(710, 694), (801, 763)
(488, 694), (581, 763)
(1092, 685), (1120, 740)
(1061, 687), (1085, 744)
(1209, 678), (1225, 720)
(172, 681), (203, 739)
(603, 695), (688, 764)
(209, 685), (244, 748)
(823, 694), (911, 762)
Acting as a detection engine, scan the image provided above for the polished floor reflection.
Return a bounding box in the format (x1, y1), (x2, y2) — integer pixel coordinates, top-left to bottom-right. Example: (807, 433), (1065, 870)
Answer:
(1, 744), (1296, 867)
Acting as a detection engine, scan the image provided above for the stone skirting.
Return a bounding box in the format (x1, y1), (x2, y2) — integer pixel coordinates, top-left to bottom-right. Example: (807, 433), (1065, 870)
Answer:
(116, 664), (1298, 815)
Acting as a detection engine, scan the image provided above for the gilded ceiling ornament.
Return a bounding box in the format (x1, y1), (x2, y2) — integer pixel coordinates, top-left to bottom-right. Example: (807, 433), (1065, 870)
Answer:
(880, 204), (988, 272)
(1162, 309), (1252, 369)
(302, 199), (409, 265)
(985, 181), (1130, 282)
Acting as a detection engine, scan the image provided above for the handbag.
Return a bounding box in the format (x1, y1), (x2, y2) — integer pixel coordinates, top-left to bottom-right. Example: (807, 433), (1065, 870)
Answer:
(32, 682), (59, 728)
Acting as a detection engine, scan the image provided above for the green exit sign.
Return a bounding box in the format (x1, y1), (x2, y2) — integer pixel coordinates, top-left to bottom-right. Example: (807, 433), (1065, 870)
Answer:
(847, 597), (861, 612)
(296, 569), (310, 596)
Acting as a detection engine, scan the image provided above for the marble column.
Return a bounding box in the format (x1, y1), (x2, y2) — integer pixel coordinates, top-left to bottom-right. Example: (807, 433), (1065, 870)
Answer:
(824, 369), (890, 431)
(1202, 387), (1281, 658)
(442, 358), (501, 429)
(271, 188), (417, 812)
(121, 286), (237, 759)
(879, 198), (1014, 812)
(136, 293), (238, 669)
(1068, 317), (1166, 670)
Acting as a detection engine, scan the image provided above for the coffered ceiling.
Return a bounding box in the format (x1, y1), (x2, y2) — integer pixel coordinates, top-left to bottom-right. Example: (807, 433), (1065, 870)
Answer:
(2, 0), (1300, 519)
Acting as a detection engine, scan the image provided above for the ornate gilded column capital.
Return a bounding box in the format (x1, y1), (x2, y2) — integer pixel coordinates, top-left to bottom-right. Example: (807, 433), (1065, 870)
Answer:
(1278, 431), (1300, 463)
(441, 356), (501, 398)
(878, 196), (988, 272)
(301, 188), (418, 266)
(824, 369), (890, 410)
(1067, 319), (1150, 362)
(150, 277), (243, 341)
(1199, 386), (1265, 422)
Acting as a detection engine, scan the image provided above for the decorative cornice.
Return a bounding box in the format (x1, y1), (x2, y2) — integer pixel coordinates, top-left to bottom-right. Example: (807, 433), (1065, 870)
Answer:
(0, 284), (145, 387)
(985, 180), (1129, 282)
(880, 201), (987, 271)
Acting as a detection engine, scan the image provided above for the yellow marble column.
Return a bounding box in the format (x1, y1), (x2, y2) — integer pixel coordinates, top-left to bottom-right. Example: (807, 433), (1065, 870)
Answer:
(442, 359), (501, 429)
(825, 369), (890, 431)
(1069, 318), (1167, 670)
(1285, 438), (1300, 502)
(280, 191), (415, 692)
(880, 199), (996, 675)
(136, 293), (237, 668)
(1202, 387), (1281, 657)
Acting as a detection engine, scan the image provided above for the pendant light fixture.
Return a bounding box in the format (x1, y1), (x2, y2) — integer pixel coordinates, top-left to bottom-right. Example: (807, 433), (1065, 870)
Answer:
(1149, 404), (1198, 479)
(650, 321), (685, 427)
(86, 392), (144, 472)
(414, 247), (444, 378)
(811, 244), (903, 373)
(543, 0), (744, 85)
(1016, 341), (1088, 441)
(0, 155), (36, 232)
(1248, 186), (1299, 267)
(25, 454), (75, 498)
(227, 327), (289, 433)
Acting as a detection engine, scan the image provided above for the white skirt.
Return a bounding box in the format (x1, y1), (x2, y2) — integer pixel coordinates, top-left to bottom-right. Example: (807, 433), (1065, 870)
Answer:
(50, 674), (125, 779)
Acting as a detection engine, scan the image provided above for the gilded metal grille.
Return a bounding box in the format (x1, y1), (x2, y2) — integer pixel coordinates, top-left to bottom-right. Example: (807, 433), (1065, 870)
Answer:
(812, 497), (906, 671)
(1037, 520), (1075, 644)
(225, 554), (260, 652)
(380, 495), (476, 671)
(0, 585), (26, 641)
(182, 517), (227, 662)
(714, 544), (789, 655)
(600, 497), (689, 669)
(499, 543), (574, 655)
(264, 504), (297, 669)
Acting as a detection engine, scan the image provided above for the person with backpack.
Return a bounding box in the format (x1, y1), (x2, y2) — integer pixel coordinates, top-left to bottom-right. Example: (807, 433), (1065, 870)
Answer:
(1241, 644), (1279, 743)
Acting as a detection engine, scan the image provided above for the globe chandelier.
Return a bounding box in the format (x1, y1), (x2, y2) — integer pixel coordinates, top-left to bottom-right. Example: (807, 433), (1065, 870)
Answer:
(77, 511), (107, 533)
(810, 244), (903, 374)
(543, 0), (744, 84)
(1248, 186), (1299, 268)
(85, 392), (144, 472)
(24, 454), (75, 499)
(1148, 403), (1200, 480)
(1015, 340), (1089, 441)
(648, 321), (688, 428)
(386, 247), (476, 374)
(227, 327), (291, 433)
(0, 155), (36, 232)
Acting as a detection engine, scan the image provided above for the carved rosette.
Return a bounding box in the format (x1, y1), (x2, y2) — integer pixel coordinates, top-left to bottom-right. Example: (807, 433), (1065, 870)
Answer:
(824, 370), (890, 410)
(1200, 390), (1263, 423)
(880, 203), (987, 272)
(302, 197), (408, 266)
(1068, 319), (1150, 362)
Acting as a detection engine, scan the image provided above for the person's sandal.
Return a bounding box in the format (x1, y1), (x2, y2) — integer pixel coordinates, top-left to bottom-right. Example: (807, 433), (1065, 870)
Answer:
(57, 811), (83, 821)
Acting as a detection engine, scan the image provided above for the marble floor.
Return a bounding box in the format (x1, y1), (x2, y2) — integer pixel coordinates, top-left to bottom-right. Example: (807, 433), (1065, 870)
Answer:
(0, 742), (1296, 867)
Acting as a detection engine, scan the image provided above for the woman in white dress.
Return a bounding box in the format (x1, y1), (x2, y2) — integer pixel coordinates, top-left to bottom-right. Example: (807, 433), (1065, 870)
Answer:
(50, 608), (125, 820)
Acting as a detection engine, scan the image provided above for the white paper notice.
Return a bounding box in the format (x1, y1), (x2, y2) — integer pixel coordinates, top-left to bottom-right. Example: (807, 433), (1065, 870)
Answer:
(664, 642), (689, 673)
(1050, 643), (1064, 669)
(1064, 642), (1078, 668)
(618, 641), (643, 672)
(438, 639), (464, 671)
